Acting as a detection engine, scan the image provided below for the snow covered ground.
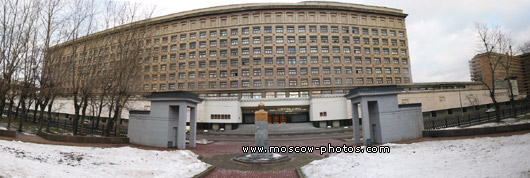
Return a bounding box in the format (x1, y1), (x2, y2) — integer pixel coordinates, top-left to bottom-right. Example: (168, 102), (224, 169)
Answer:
(303, 133), (530, 178)
(0, 140), (209, 177)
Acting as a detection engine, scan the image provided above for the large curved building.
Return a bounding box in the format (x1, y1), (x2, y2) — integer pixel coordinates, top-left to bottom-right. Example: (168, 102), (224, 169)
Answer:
(50, 2), (412, 129)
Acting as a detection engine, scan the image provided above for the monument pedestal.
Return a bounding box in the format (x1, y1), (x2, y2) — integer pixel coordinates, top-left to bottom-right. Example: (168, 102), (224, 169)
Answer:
(233, 103), (290, 164)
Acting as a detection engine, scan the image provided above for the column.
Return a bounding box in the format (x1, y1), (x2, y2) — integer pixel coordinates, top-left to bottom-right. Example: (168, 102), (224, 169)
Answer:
(351, 102), (361, 144)
(189, 106), (197, 148)
(177, 104), (188, 149)
(360, 100), (371, 146)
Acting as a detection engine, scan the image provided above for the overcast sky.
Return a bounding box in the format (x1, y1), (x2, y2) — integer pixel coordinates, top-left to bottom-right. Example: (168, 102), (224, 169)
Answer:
(124, 0), (530, 83)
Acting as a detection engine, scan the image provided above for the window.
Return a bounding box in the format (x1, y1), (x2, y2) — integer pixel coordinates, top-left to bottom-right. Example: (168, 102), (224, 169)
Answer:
(335, 78), (342, 85)
(276, 47), (284, 54)
(345, 67), (352, 74)
(331, 26), (338, 33)
(277, 79), (285, 86)
(362, 28), (368, 35)
(264, 26), (272, 33)
(356, 78), (363, 84)
(320, 26), (328, 32)
(266, 80), (273, 87)
(300, 68), (308, 75)
(231, 39), (238, 45)
(253, 37), (261, 44)
(334, 67), (341, 74)
(288, 57), (296, 64)
(323, 78), (331, 85)
(320, 112), (327, 117)
(242, 28), (249, 34)
(375, 68), (382, 74)
(276, 36), (284, 43)
(366, 68), (372, 74)
(299, 36), (306, 43)
(276, 26), (283, 33)
(298, 26), (306, 32)
(220, 30), (227, 36)
(311, 57), (318, 64)
(311, 68), (319, 74)
(231, 29), (238, 35)
(254, 80), (261, 87)
(242, 38), (249, 44)
(342, 27), (349, 33)
(300, 47), (307, 53)
(242, 81), (249, 87)
(253, 69), (261, 76)
(312, 79), (320, 85)
(386, 77), (392, 84)
(288, 47), (296, 54)
(403, 68), (409, 74)
(265, 69), (273, 75)
(253, 27), (260, 34)
(385, 68), (391, 74)
(277, 68), (285, 75)
(287, 26), (294, 33)
(287, 36), (295, 43)
(264, 37), (272, 43)
(289, 68), (297, 75)
(322, 67), (330, 74)
(372, 29), (378, 35)
(309, 26), (317, 32)
(242, 70), (250, 76)
(300, 57), (307, 64)
(356, 67), (363, 74)
(289, 79), (297, 86)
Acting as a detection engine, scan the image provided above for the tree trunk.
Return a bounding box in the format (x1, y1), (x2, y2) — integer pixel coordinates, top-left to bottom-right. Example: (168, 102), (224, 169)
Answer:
(79, 96), (89, 135)
(46, 99), (55, 132)
(32, 99), (39, 122)
(7, 98), (15, 129)
(18, 100), (26, 132)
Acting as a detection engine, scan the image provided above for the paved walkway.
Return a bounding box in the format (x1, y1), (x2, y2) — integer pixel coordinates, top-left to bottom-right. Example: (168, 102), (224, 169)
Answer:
(2, 130), (530, 178)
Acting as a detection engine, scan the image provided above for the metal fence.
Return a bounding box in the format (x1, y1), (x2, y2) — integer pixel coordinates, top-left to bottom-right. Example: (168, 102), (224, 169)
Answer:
(424, 103), (530, 130)
(2, 109), (127, 137)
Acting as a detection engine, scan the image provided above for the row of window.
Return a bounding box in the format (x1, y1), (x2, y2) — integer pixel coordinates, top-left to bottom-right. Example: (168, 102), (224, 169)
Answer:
(142, 56), (408, 70)
(143, 67), (410, 80)
(143, 77), (411, 90)
(145, 25), (406, 45)
(146, 36), (406, 51)
(141, 47), (407, 61)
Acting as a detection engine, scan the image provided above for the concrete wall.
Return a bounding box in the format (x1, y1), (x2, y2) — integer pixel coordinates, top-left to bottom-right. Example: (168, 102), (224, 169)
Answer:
(379, 106), (423, 143)
(398, 88), (523, 112)
(310, 95), (348, 121)
(128, 114), (172, 147)
(199, 98), (241, 123)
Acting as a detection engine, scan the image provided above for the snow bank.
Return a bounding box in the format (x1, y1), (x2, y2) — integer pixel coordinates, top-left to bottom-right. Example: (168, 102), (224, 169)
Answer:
(0, 140), (209, 177)
(302, 133), (530, 178)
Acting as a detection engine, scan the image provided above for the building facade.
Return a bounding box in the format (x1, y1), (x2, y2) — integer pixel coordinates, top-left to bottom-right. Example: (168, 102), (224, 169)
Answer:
(49, 2), (412, 128)
(469, 52), (527, 95)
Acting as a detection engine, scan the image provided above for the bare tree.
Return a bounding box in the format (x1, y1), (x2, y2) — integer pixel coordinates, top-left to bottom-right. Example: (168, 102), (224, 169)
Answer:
(102, 1), (154, 136)
(0, 0), (37, 128)
(475, 23), (515, 122)
(521, 39), (530, 54)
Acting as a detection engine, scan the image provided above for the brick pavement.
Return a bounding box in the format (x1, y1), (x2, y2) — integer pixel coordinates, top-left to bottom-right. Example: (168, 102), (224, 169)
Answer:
(205, 169), (298, 178)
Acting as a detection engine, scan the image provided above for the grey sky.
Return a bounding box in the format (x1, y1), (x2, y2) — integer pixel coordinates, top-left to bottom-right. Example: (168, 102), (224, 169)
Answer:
(124, 0), (530, 82)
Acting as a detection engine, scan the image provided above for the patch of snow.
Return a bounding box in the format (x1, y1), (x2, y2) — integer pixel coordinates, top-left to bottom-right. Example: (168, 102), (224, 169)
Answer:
(0, 140), (209, 178)
(0, 126), (6, 130)
(302, 133), (530, 178)
(272, 153), (282, 158)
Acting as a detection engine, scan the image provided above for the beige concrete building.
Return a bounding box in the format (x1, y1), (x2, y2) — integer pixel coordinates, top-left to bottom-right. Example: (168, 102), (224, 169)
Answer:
(48, 2), (413, 128)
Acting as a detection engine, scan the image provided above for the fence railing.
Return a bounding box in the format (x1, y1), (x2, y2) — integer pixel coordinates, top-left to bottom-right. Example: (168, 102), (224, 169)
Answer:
(1, 110), (127, 137)
(424, 104), (530, 130)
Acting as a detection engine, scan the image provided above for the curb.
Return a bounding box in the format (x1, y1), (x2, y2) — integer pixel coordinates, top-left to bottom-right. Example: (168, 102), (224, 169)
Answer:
(192, 165), (216, 178)
(296, 167), (306, 178)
